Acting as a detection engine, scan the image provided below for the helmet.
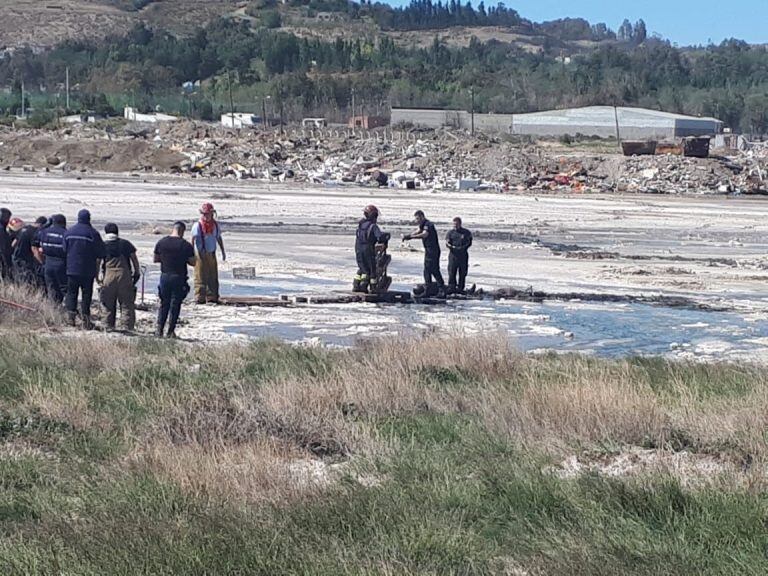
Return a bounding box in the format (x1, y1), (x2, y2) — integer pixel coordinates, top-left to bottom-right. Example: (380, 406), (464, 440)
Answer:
(200, 202), (215, 214)
(7, 217), (24, 232)
(363, 204), (379, 219)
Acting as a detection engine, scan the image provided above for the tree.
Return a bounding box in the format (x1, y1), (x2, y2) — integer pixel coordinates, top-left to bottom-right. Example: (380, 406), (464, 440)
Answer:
(634, 19), (647, 45)
(618, 19), (633, 42)
(743, 93), (768, 134)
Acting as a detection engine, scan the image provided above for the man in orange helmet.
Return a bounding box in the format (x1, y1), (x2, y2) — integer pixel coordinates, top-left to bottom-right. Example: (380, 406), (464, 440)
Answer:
(191, 202), (226, 304)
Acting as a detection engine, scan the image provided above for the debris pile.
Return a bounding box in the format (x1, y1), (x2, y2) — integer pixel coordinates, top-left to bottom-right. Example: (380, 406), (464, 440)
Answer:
(1, 120), (767, 195)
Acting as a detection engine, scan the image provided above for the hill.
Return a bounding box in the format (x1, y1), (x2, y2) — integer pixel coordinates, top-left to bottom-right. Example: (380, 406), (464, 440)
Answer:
(0, 1), (766, 133)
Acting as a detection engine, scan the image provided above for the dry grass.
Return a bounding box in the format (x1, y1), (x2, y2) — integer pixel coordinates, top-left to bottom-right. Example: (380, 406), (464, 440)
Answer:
(134, 438), (327, 506)
(0, 281), (63, 328)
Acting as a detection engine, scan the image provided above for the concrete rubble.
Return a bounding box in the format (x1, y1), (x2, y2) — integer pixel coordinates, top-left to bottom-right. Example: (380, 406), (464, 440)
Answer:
(0, 121), (767, 195)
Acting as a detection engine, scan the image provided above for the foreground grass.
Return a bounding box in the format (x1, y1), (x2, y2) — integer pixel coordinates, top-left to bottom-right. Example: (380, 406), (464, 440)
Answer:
(1, 334), (768, 575)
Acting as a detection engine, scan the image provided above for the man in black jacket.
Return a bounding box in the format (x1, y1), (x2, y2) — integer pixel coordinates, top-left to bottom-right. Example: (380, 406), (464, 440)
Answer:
(0, 208), (12, 281)
(63, 209), (106, 329)
(445, 217), (473, 294)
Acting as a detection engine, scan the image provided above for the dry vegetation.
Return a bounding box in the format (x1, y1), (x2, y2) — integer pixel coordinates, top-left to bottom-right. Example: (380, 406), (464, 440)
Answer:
(2, 326), (768, 574)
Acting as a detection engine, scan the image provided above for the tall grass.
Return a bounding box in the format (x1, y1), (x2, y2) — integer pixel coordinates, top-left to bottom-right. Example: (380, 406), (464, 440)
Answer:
(2, 333), (768, 574)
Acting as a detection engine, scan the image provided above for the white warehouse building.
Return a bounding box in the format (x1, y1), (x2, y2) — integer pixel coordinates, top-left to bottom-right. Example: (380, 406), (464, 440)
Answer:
(391, 106), (723, 139)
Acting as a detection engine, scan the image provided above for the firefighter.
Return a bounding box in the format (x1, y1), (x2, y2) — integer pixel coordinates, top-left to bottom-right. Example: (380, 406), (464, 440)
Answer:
(353, 205), (389, 293)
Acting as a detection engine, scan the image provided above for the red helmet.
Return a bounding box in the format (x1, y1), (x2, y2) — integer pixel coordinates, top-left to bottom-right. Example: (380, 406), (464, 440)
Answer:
(200, 202), (215, 214)
(364, 204), (379, 219)
(7, 217), (24, 232)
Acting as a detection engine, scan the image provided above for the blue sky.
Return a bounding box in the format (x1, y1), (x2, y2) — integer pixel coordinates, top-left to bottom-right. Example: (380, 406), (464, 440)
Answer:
(388, 0), (767, 46)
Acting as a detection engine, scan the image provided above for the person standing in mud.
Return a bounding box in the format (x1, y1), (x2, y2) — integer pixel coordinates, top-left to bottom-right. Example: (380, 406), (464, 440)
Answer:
(0, 208), (13, 281)
(191, 202), (226, 304)
(445, 217), (473, 294)
(403, 210), (445, 296)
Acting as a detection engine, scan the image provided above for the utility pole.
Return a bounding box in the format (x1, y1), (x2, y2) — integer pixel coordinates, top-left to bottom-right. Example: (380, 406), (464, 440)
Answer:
(65, 67), (70, 111)
(262, 96), (267, 130)
(351, 87), (356, 123)
(613, 105), (622, 149)
(227, 69), (235, 128)
(21, 80), (25, 119)
(279, 96), (284, 135)
(470, 86), (475, 135)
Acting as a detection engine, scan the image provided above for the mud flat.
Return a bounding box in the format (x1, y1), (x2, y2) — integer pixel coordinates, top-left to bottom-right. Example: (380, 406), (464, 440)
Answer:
(3, 172), (768, 360)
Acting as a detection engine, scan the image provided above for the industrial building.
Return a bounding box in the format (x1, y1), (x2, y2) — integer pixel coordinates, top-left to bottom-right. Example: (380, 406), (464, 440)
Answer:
(391, 106), (723, 140)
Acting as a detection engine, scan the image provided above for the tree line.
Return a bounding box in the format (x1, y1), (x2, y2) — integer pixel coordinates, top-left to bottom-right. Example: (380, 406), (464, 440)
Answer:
(1, 15), (767, 132)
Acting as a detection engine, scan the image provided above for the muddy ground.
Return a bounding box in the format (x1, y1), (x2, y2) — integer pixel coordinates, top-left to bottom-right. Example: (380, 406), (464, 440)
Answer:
(3, 172), (768, 361)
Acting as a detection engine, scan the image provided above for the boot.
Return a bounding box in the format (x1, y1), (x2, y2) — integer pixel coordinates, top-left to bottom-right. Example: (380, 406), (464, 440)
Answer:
(82, 315), (95, 331)
(67, 312), (77, 327)
(155, 326), (164, 338)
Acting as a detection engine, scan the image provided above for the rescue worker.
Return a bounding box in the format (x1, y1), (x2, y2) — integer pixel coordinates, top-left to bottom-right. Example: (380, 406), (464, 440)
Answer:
(353, 205), (389, 293)
(37, 214), (68, 303)
(0, 208), (13, 281)
(191, 202), (225, 304)
(12, 216), (47, 288)
(445, 217), (473, 294)
(403, 210), (445, 296)
(154, 221), (196, 339)
(63, 209), (105, 329)
(99, 223), (141, 332)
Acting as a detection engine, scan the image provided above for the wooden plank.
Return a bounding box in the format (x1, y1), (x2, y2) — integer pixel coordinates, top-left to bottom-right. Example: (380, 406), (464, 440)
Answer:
(219, 296), (291, 307)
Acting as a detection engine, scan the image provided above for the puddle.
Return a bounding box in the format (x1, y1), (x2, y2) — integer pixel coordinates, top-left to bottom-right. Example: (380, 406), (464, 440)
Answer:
(221, 297), (768, 361)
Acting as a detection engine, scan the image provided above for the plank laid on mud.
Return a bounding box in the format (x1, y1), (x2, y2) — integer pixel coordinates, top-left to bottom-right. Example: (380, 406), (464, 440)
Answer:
(218, 296), (292, 307)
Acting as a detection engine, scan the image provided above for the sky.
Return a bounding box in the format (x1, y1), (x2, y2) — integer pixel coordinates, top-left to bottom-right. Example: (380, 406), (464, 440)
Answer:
(389, 0), (767, 46)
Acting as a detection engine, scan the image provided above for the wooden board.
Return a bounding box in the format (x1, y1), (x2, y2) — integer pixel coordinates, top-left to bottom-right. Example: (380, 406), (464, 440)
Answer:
(218, 296), (292, 307)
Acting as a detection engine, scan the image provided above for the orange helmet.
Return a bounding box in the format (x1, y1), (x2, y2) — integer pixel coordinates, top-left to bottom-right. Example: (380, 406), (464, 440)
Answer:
(7, 217), (24, 232)
(200, 202), (215, 214)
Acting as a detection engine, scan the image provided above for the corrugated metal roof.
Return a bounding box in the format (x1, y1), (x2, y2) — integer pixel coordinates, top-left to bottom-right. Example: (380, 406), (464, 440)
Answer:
(514, 106), (721, 124)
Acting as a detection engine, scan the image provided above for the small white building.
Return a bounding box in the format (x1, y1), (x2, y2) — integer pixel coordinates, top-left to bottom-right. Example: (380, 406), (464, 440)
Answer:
(124, 106), (178, 123)
(221, 113), (259, 129)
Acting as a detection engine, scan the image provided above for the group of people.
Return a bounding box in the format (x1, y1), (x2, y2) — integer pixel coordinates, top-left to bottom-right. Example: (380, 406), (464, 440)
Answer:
(0, 203), (227, 338)
(355, 206), (473, 297)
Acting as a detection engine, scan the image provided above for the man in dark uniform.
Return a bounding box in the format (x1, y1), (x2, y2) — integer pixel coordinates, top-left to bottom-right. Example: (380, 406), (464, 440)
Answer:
(353, 205), (390, 293)
(154, 221), (196, 339)
(63, 209), (106, 329)
(12, 216), (47, 289)
(445, 216), (473, 294)
(37, 214), (68, 303)
(404, 210), (445, 296)
(0, 208), (13, 281)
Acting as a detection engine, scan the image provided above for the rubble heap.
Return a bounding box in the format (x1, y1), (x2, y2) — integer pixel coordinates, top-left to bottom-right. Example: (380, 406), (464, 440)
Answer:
(0, 121), (766, 195)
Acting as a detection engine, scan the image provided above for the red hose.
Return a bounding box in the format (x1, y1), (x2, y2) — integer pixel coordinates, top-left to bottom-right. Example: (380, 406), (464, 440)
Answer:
(0, 297), (38, 312)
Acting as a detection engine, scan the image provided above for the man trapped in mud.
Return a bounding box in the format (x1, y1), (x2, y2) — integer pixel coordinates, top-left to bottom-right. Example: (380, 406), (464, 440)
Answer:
(445, 217), (473, 294)
(154, 221), (196, 339)
(191, 202), (226, 305)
